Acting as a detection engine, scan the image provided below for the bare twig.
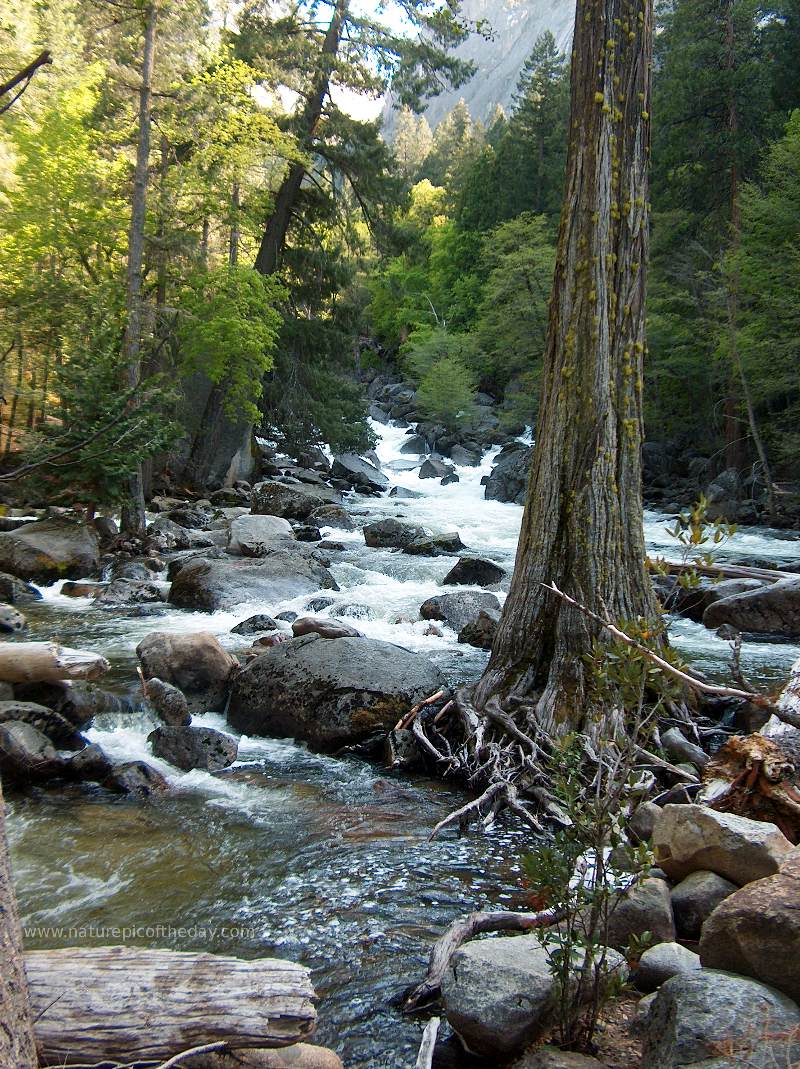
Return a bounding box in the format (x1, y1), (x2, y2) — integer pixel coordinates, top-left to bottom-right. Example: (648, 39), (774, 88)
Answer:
(395, 689), (446, 731)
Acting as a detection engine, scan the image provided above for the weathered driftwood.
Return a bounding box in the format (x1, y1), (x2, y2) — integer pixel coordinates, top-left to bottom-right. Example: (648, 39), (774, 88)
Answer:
(26, 946), (316, 1064)
(649, 558), (790, 583)
(415, 1018), (439, 1069)
(173, 1044), (344, 1068)
(700, 734), (800, 842)
(0, 642), (110, 684)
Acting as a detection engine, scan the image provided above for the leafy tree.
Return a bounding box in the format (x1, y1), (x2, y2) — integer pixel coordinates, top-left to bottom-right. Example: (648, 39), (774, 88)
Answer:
(415, 352), (478, 430)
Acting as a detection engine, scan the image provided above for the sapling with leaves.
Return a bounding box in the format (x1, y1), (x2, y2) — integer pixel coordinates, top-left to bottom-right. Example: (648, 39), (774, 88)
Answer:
(651, 496), (737, 612)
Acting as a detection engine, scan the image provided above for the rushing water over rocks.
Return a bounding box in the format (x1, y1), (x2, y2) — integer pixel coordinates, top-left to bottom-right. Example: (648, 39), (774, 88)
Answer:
(8, 418), (800, 1066)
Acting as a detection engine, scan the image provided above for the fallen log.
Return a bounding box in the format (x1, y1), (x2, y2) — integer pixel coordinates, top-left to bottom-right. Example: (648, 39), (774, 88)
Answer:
(0, 641), (110, 683)
(648, 557), (791, 583)
(26, 946), (316, 1065)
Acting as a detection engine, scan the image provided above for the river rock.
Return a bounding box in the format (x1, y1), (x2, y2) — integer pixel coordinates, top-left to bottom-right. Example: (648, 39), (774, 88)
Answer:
(308, 504), (355, 531)
(227, 514), (294, 556)
(441, 934), (627, 1059)
(251, 481), (331, 520)
(0, 572), (41, 604)
(108, 559), (155, 582)
(0, 701), (82, 747)
(605, 876), (676, 949)
(291, 616), (363, 640)
(143, 677), (191, 727)
(94, 579), (166, 606)
(458, 608), (500, 649)
(671, 870), (738, 939)
(698, 866), (800, 1001)
(443, 557), (506, 586)
(441, 472), (460, 485)
(148, 516), (214, 552)
(168, 550), (337, 611)
(652, 804), (793, 884)
(389, 486), (423, 500)
(106, 759), (169, 797)
(331, 453), (389, 493)
(0, 603), (26, 633)
(627, 800), (662, 844)
(62, 581), (107, 598)
(399, 433), (428, 454)
(363, 518), (425, 549)
(640, 970), (800, 1069)
(450, 444), (481, 466)
(0, 519), (100, 582)
(148, 724), (238, 772)
(0, 720), (64, 782)
(231, 615), (282, 636)
(420, 592), (501, 633)
(228, 634), (444, 750)
(702, 577), (800, 637)
(484, 443), (533, 504)
(402, 532), (465, 556)
(68, 742), (114, 782)
(137, 631), (238, 712)
(634, 941), (701, 993)
(419, 457), (454, 480)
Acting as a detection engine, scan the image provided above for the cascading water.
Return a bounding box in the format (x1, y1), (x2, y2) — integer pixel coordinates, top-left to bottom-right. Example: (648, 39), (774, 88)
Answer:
(8, 417), (800, 1067)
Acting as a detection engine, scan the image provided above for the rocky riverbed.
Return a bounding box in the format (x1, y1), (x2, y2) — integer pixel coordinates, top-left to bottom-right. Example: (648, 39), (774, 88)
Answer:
(3, 414), (800, 1067)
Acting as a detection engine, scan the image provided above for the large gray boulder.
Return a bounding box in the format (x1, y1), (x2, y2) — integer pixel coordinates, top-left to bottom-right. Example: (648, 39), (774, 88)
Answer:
(137, 631), (238, 712)
(634, 941), (701, 993)
(363, 518), (424, 549)
(605, 876), (676, 949)
(702, 577), (800, 637)
(0, 572), (41, 604)
(698, 863), (800, 1002)
(308, 504), (355, 531)
(0, 721), (65, 782)
(652, 804), (793, 885)
(0, 519), (99, 582)
(420, 591), (501, 633)
(251, 480), (332, 520)
(484, 444), (533, 504)
(331, 453), (389, 492)
(148, 724), (238, 772)
(671, 870), (738, 939)
(148, 516), (214, 552)
(93, 579), (165, 606)
(228, 635), (444, 750)
(227, 514), (294, 555)
(641, 970), (800, 1069)
(402, 532), (465, 556)
(443, 557), (506, 586)
(441, 934), (627, 1059)
(168, 549), (337, 611)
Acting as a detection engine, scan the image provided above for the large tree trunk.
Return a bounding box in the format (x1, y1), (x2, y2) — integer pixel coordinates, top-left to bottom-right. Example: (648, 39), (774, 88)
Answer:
(0, 782), (38, 1069)
(473, 0), (658, 735)
(26, 946), (315, 1064)
(120, 3), (157, 537)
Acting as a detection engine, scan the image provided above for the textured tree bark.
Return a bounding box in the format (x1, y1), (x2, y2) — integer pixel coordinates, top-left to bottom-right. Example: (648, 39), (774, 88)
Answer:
(120, 3), (157, 537)
(26, 946), (316, 1064)
(473, 0), (658, 735)
(0, 782), (37, 1069)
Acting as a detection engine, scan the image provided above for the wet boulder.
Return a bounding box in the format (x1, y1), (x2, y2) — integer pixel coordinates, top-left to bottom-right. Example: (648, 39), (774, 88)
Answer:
(228, 634), (444, 750)
(291, 616), (363, 639)
(388, 486), (423, 500)
(168, 549), (337, 611)
(148, 724), (238, 772)
(251, 480), (332, 520)
(0, 519), (100, 582)
(0, 603), (26, 633)
(0, 701), (83, 747)
(308, 504), (355, 531)
(231, 614), (282, 636)
(653, 803), (793, 884)
(363, 518), (425, 549)
(0, 572), (41, 605)
(0, 720), (65, 783)
(420, 592), (501, 633)
(142, 677), (191, 727)
(484, 443), (533, 504)
(227, 514), (294, 556)
(331, 453), (389, 493)
(105, 759), (169, 797)
(702, 577), (800, 637)
(148, 516), (214, 552)
(641, 970), (800, 1069)
(403, 532), (465, 556)
(443, 557), (506, 586)
(137, 631), (238, 712)
(68, 743), (114, 782)
(458, 608), (500, 649)
(93, 579), (166, 606)
(419, 457), (454, 480)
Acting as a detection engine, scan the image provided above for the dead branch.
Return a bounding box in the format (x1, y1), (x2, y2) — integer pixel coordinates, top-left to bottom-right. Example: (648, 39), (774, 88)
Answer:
(649, 557), (791, 582)
(395, 689), (446, 731)
(0, 51), (52, 114)
(402, 908), (563, 1012)
(415, 1017), (439, 1069)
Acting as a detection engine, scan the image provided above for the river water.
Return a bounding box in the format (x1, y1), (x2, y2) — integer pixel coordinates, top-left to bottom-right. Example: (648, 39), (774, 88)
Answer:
(7, 419), (800, 1067)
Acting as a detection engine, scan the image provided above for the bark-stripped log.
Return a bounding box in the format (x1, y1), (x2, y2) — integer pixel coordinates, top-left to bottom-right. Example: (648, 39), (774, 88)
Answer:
(26, 946), (316, 1064)
(0, 642), (110, 683)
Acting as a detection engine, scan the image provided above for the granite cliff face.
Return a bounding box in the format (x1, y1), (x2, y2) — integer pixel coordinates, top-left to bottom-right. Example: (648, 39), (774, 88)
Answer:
(383, 0), (574, 134)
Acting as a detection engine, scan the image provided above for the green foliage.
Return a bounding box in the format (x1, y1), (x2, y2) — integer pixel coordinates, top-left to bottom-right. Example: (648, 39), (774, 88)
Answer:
(178, 266), (285, 423)
(416, 352), (478, 430)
